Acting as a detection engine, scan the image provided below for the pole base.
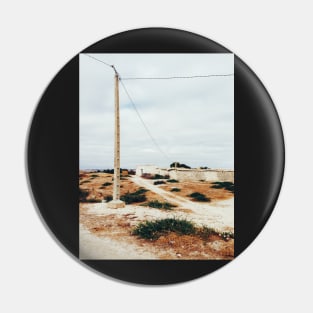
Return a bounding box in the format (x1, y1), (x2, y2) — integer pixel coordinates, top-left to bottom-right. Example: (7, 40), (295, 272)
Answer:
(107, 200), (125, 209)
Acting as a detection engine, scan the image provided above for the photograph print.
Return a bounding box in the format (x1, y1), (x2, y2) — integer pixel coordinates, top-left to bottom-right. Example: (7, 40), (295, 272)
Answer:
(79, 53), (234, 260)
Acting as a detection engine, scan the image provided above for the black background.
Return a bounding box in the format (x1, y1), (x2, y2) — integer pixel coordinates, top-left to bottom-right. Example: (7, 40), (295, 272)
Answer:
(27, 28), (284, 284)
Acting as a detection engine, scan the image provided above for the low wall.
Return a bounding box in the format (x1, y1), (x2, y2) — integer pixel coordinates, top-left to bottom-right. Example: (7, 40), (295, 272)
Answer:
(169, 169), (234, 182)
(135, 165), (234, 182)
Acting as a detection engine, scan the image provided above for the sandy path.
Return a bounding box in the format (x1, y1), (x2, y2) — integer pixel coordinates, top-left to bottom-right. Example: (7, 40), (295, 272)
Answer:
(79, 225), (156, 259)
(130, 175), (234, 230)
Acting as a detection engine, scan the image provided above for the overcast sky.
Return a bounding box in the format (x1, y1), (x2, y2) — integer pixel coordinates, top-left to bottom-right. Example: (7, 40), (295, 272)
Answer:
(80, 53), (234, 170)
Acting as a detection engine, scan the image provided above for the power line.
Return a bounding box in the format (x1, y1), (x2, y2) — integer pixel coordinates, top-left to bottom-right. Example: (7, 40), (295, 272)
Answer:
(84, 54), (114, 69)
(84, 54), (170, 162)
(119, 79), (170, 162)
(122, 73), (234, 80)
(83, 54), (233, 162)
(84, 54), (233, 80)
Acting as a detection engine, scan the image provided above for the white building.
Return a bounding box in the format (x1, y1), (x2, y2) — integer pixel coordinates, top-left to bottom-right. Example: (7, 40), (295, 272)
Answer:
(135, 165), (234, 182)
(135, 165), (169, 177)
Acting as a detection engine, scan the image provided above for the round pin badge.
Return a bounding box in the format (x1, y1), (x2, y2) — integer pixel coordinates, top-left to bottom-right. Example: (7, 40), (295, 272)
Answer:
(27, 28), (284, 285)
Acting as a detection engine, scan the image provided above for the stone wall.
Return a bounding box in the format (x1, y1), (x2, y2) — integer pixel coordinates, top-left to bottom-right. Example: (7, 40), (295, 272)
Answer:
(136, 165), (234, 182)
(169, 169), (234, 182)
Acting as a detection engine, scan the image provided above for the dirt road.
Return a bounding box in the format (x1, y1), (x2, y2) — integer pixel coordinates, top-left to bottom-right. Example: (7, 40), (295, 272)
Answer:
(130, 175), (234, 230)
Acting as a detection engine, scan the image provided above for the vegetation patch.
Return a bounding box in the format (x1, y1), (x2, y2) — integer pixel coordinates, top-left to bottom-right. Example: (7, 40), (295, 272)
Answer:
(145, 200), (176, 210)
(211, 181), (234, 193)
(171, 187), (181, 192)
(188, 192), (211, 202)
(132, 218), (234, 241)
(154, 174), (169, 179)
(170, 162), (191, 169)
(167, 179), (179, 183)
(105, 195), (113, 202)
(196, 226), (234, 241)
(90, 174), (99, 178)
(153, 180), (166, 185)
(102, 182), (112, 187)
(120, 188), (147, 204)
(134, 188), (148, 194)
(80, 180), (92, 184)
(195, 226), (218, 239)
(220, 231), (234, 241)
(79, 188), (101, 203)
(142, 173), (169, 180)
(132, 218), (196, 240)
(79, 188), (89, 202)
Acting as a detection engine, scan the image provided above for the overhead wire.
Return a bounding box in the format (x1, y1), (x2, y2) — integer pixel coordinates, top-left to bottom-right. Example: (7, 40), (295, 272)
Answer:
(122, 73), (234, 80)
(119, 78), (171, 162)
(83, 54), (234, 80)
(83, 54), (233, 162)
(84, 54), (114, 69)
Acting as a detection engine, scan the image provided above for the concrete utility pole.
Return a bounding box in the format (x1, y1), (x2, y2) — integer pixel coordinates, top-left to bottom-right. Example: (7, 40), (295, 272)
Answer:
(107, 67), (125, 209)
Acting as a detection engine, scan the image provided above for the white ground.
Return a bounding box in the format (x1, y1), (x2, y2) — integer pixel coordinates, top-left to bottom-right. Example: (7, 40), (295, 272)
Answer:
(129, 176), (234, 229)
(80, 176), (234, 259)
(79, 225), (156, 259)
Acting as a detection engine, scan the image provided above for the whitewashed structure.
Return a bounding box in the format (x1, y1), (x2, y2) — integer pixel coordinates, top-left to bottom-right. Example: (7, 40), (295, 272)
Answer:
(135, 165), (169, 177)
(135, 165), (234, 182)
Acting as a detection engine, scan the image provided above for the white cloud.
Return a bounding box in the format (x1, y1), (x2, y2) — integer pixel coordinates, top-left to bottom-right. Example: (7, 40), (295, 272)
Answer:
(80, 54), (234, 170)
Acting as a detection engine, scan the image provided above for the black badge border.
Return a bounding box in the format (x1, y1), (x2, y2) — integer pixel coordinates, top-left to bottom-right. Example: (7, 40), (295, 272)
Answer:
(27, 28), (285, 285)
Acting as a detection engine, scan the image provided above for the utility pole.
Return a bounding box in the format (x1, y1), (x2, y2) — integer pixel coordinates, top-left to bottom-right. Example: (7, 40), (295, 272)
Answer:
(107, 67), (125, 208)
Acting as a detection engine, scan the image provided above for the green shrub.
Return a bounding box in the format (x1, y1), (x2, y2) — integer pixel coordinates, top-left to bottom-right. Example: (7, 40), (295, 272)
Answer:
(79, 188), (89, 202)
(79, 188), (101, 203)
(132, 218), (196, 240)
(142, 173), (169, 179)
(146, 200), (176, 210)
(171, 188), (181, 192)
(170, 162), (191, 169)
(132, 218), (234, 241)
(133, 188), (148, 195)
(196, 226), (218, 240)
(154, 180), (166, 185)
(105, 195), (113, 202)
(102, 182), (112, 186)
(81, 180), (91, 184)
(90, 174), (99, 178)
(188, 192), (210, 202)
(220, 231), (234, 240)
(195, 227), (234, 241)
(120, 190), (147, 204)
(211, 181), (234, 193)
(102, 169), (114, 174)
(167, 179), (179, 183)
(154, 174), (169, 179)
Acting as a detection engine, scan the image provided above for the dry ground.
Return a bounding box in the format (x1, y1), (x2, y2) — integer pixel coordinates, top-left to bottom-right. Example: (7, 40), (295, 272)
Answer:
(79, 172), (166, 203)
(160, 180), (233, 203)
(79, 171), (234, 260)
